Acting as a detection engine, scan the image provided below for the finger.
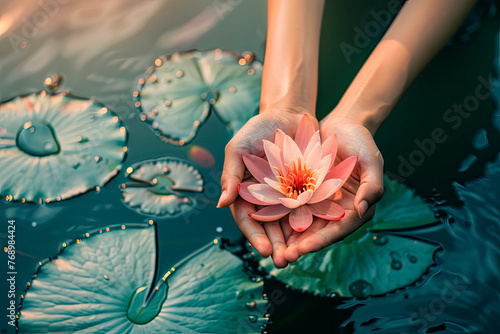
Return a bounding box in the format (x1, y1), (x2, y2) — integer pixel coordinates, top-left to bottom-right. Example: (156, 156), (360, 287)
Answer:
(297, 208), (374, 255)
(354, 147), (384, 218)
(280, 216), (294, 242)
(262, 221), (288, 268)
(284, 243), (301, 263)
(218, 141), (246, 208)
(284, 218), (328, 263)
(231, 198), (272, 257)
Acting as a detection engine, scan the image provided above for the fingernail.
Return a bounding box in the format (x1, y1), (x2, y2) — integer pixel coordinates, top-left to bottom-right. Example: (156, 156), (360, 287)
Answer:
(357, 200), (368, 218)
(216, 190), (227, 208)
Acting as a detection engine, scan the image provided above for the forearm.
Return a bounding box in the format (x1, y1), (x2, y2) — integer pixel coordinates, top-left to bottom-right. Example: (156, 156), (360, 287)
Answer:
(331, 0), (477, 133)
(261, 0), (325, 115)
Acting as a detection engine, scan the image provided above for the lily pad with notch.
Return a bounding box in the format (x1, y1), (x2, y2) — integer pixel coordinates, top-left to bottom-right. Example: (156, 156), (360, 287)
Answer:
(0, 91), (127, 203)
(18, 223), (268, 333)
(134, 50), (262, 145)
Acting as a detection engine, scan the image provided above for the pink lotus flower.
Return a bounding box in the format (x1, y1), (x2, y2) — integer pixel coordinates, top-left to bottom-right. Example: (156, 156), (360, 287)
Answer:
(238, 114), (357, 232)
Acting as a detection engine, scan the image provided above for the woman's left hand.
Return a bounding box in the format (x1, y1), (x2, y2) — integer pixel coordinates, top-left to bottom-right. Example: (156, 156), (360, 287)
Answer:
(284, 114), (385, 262)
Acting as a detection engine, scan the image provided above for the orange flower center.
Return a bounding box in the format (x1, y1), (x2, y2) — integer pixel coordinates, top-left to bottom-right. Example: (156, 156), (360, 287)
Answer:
(274, 157), (317, 199)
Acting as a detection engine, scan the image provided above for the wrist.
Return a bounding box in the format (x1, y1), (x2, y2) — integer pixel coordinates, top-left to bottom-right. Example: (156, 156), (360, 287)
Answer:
(326, 105), (388, 135)
(260, 98), (316, 117)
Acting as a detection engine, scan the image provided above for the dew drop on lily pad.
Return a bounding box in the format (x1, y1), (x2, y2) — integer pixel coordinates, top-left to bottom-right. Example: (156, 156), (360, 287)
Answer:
(18, 223), (269, 333)
(0, 92), (127, 203)
(17, 122), (60, 156)
(134, 50), (263, 145)
(349, 279), (373, 299)
(372, 234), (389, 245)
(121, 158), (204, 218)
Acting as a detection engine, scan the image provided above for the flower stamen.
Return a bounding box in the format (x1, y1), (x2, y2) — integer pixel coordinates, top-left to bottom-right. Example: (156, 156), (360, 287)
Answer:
(273, 156), (317, 199)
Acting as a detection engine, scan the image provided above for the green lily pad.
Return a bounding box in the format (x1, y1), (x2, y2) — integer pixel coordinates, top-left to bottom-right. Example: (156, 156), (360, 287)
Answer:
(258, 177), (439, 298)
(368, 177), (437, 231)
(18, 223), (268, 333)
(0, 91), (127, 203)
(134, 50), (262, 145)
(120, 158), (204, 218)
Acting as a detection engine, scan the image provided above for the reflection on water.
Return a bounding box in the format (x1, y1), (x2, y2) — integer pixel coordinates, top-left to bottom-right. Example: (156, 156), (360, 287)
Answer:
(343, 154), (500, 333)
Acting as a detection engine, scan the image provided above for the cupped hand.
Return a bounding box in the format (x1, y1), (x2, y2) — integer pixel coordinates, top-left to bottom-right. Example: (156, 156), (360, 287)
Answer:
(284, 115), (384, 263)
(218, 109), (318, 268)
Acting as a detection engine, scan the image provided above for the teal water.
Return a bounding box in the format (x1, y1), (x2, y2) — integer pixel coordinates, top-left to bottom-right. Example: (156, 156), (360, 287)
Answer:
(0, 0), (499, 333)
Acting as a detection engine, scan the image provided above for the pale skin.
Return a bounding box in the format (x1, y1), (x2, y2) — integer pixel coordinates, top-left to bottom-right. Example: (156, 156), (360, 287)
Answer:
(218, 0), (477, 267)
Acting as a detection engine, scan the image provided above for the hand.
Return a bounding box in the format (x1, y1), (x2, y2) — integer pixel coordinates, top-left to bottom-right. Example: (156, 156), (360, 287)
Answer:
(284, 115), (384, 262)
(218, 109), (318, 268)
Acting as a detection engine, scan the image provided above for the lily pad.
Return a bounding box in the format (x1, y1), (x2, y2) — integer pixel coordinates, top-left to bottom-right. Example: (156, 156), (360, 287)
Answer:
(18, 223), (268, 333)
(258, 177), (439, 298)
(134, 50), (263, 145)
(0, 91), (127, 203)
(120, 158), (204, 218)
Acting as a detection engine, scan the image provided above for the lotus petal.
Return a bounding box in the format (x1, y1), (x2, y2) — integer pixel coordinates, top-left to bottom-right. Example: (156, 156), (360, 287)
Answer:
(249, 205), (291, 222)
(295, 113), (316, 153)
(242, 153), (274, 184)
(121, 158), (204, 218)
(134, 50), (262, 145)
(257, 177), (438, 297)
(238, 182), (271, 206)
(18, 223), (268, 333)
(0, 92), (126, 203)
(289, 205), (313, 232)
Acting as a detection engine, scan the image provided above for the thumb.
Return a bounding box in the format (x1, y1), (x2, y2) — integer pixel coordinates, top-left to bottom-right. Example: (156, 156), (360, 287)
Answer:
(218, 142), (246, 208)
(354, 149), (384, 218)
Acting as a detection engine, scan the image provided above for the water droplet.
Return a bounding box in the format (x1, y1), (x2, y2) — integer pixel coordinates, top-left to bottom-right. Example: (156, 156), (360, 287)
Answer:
(408, 255), (418, 263)
(248, 315), (258, 323)
(77, 136), (89, 143)
(348, 279), (373, 299)
(372, 234), (388, 245)
(16, 122), (60, 157)
(43, 74), (62, 90)
(216, 226), (223, 233)
(31, 221), (37, 227)
(246, 301), (256, 309)
(391, 260), (402, 270)
(235, 290), (245, 299)
(242, 51), (254, 62)
(390, 251), (403, 270)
